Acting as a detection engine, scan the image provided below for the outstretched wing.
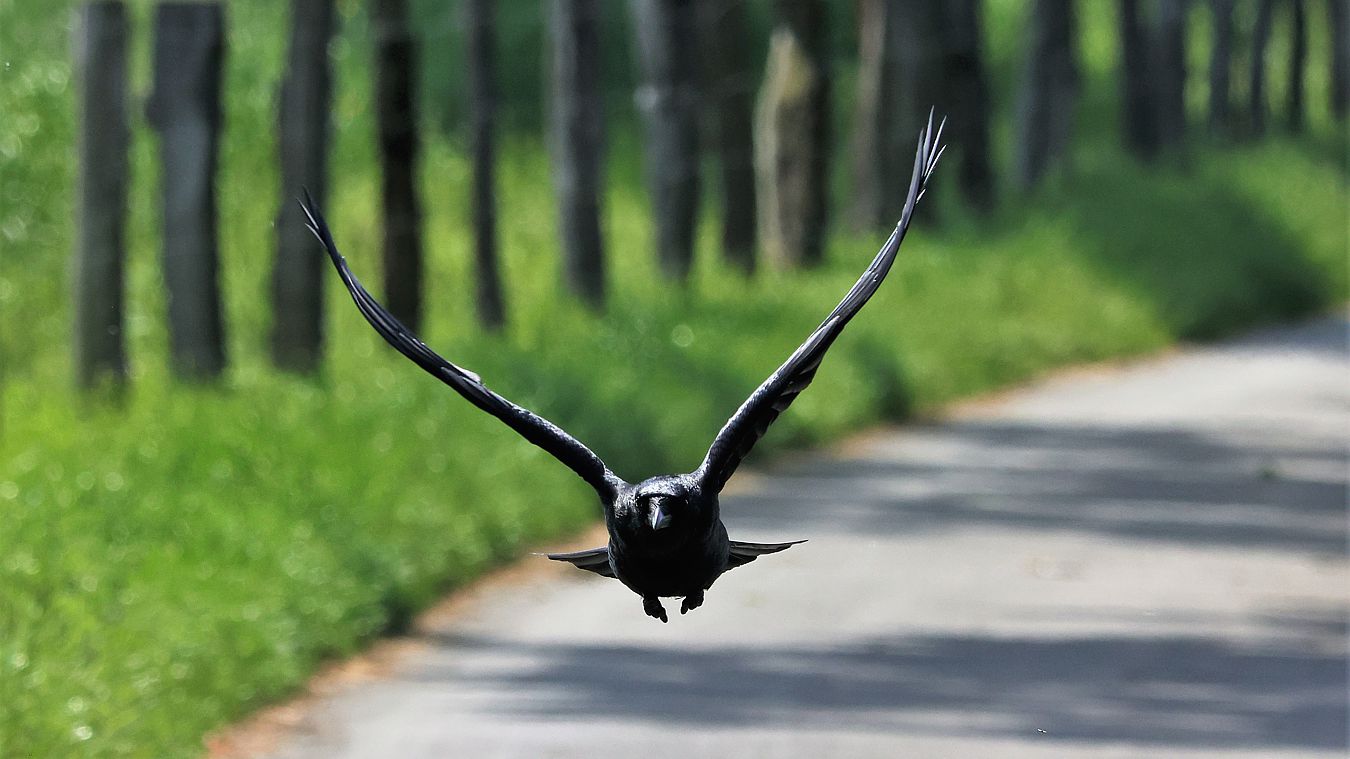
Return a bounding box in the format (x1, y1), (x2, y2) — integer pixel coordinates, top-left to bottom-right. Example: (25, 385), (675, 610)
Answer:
(546, 546), (616, 578)
(726, 539), (807, 570)
(300, 192), (622, 502)
(697, 114), (945, 494)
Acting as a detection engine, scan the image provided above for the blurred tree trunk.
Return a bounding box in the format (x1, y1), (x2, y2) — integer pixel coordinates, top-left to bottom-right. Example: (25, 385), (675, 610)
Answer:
(1119, 0), (1159, 159)
(848, 0), (900, 231)
(1014, 0), (1079, 190)
(147, 2), (227, 380)
(852, 0), (943, 230)
(697, 0), (756, 272)
(631, 0), (700, 282)
(1208, 0), (1234, 137)
(74, 1), (129, 390)
(373, 0), (424, 331)
(271, 0), (334, 373)
(549, 0), (606, 307)
(755, 0), (830, 269)
(467, 0), (506, 330)
(893, 0), (945, 214)
(1154, 0), (1188, 150)
(942, 0), (995, 211)
(1331, 0), (1349, 121)
(853, 0), (896, 232)
(1248, 0), (1275, 137)
(1287, 0), (1307, 133)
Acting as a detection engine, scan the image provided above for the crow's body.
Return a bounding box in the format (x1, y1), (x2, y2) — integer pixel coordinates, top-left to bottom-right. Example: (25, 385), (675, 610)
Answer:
(608, 476), (728, 600)
(301, 117), (943, 622)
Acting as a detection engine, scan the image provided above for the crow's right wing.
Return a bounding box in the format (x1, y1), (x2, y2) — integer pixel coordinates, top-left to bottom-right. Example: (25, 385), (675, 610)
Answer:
(546, 546), (616, 578)
(300, 193), (623, 503)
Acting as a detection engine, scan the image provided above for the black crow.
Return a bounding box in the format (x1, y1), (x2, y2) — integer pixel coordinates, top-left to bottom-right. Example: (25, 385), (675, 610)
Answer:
(300, 116), (943, 623)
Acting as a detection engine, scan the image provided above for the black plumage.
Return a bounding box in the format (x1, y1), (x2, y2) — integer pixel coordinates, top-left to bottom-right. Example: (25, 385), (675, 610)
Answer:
(300, 116), (943, 622)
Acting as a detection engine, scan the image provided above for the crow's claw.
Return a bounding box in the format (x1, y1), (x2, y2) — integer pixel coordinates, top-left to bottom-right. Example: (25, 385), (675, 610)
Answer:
(643, 595), (668, 623)
(680, 591), (704, 615)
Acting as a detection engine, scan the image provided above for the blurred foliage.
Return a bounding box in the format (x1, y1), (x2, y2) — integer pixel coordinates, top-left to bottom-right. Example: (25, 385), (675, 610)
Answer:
(0, 0), (1346, 757)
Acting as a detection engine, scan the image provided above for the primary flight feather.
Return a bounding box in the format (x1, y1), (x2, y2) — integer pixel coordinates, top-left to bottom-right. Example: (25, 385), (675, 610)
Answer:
(301, 115), (943, 622)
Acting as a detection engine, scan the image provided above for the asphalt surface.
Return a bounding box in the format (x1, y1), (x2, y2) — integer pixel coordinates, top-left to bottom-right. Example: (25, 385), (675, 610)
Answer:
(261, 316), (1348, 759)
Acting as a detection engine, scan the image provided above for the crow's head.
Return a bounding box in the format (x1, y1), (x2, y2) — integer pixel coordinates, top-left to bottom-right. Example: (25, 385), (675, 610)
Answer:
(617, 475), (708, 540)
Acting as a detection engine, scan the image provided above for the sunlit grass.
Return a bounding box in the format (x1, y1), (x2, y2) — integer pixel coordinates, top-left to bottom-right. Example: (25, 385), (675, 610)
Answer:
(1, 1), (1346, 757)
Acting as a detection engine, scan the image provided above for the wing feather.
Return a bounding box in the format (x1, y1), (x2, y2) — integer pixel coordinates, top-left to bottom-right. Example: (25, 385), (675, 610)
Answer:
(726, 539), (807, 569)
(546, 546), (616, 578)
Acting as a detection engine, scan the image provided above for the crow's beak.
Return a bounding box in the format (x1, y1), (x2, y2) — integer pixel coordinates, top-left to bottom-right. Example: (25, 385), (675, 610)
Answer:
(649, 503), (672, 531)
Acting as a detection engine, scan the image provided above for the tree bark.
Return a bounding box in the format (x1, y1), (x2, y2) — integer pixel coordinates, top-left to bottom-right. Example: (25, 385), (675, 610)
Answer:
(1119, 0), (1159, 159)
(147, 2), (227, 380)
(853, 0), (939, 226)
(941, 0), (995, 211)
(848, 0), (901, 232)
(755, 0), (829, 269)
(1249, 0), (1275, 137)
(853, 0), (989, 222)
(1154, 0), (1188, 150)
(697, 0), (757, 272)
(1288, 0), (1307, 133)
(1331, 0), (1349, 121)
(892, 0), (946, 215)
(373, 0), (424, 331)
(1208, 0), (1234, 136)
(467, 0), (506, 330)
(630, 0), (700, 282)
(548, 0), (606, 307)
(74, 0), (130, 390)
(1014, 0), (1079, 189)
(272, 0), (334, 373)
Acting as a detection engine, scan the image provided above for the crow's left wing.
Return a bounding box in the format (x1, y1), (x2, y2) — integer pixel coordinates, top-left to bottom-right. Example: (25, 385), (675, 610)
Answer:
(725, 539), (807, 570)
(696, 115), (944, 494)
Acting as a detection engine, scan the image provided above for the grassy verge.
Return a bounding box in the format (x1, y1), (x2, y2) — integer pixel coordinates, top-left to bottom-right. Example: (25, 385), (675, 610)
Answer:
(2, 2), (1346, 758)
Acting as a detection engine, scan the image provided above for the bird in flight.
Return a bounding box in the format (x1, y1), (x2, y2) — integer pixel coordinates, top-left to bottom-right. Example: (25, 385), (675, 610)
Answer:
(300, 116), (943, 623)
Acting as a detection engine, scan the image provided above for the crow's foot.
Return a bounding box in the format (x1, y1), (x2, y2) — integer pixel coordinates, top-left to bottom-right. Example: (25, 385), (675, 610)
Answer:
(643, 595), (668, 623)
(680, 591), (704, 615)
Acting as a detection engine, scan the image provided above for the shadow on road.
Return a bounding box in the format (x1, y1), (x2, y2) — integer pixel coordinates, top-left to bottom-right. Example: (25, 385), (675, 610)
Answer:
(724, 419), (1348, 555)
(428, 624), (1347, 751)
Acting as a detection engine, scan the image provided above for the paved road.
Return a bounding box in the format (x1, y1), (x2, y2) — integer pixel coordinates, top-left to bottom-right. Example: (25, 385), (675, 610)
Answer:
(261, 317), (1348, 759)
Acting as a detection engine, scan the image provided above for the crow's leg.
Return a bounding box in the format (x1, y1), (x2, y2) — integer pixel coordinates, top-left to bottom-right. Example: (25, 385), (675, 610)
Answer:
(680, 590), (704, 615)
(643, 595), (668, 623)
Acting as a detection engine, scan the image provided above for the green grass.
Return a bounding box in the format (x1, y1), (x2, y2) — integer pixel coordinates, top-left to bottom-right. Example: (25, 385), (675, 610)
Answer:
(2, 1), (1346, 757)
